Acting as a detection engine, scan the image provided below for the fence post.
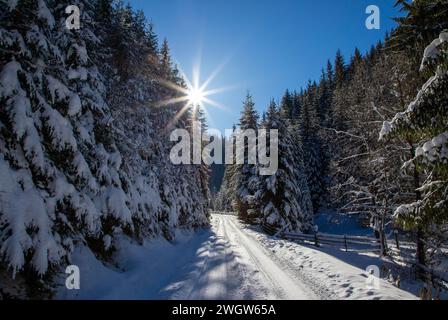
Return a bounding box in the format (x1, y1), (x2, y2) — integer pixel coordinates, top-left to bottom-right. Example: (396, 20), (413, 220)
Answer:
(344, 235), (348, 252)
(314, 232), (319, 247)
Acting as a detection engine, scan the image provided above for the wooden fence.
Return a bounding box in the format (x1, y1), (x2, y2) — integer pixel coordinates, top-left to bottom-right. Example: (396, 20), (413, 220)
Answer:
(261, 223), (379, 252)
(260, 222), (448, 291)
(210, 211), (448, 292)
(211, 211), (238, 216)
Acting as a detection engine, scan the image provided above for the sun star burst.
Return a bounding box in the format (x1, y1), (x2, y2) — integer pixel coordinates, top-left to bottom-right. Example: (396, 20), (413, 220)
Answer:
(157, 57), (234, 130)
(187, 86), (205, 107)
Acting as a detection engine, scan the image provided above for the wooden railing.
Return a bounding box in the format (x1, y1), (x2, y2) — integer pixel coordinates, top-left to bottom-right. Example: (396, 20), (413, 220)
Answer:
(261, 222), (379, 252)
(260, 222), (448, 292)
(211, 211), (448, 292)
(211, 211), (238, 216)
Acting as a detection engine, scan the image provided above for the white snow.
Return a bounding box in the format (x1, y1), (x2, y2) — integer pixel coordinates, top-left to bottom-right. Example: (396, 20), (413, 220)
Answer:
(421, 38), (442, 69)
(415, 132), (448, 162)
(0, 61), (22, 97)
(68, 68), (88, 81)
(379, 121), (392, 141)
(37, 0), (55, 28)
(243, 220), (417, 300)
(42, 105), (78, 151)
(0, 155), (62, 277)
(68, 94), (82, 116)
(440, 32), (448, 43)
(103, 187), (132, 224)
(69, 44), (89, 65)
(46, 75), (71, 103)
(421, 32), (448, 70)
(57, 214), (417, 300)
(6, 0), (19, 10)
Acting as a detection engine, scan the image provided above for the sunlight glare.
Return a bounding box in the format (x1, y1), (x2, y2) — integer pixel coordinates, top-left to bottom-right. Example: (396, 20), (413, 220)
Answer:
(157, 55), (238, 131)
(188, 87), (205, 107)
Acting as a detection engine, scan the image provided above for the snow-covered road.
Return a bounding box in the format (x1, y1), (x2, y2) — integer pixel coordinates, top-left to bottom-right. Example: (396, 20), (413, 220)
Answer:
(185, 214), (315, 300)
(59, 213), (417, 300)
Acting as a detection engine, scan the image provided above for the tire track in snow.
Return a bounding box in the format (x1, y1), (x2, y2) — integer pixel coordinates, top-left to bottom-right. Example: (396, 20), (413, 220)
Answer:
(219, 215), (283, 299)
(218, 214), (277, 299)
(222, 215), (316, 300)
(232, 218), (335, 300)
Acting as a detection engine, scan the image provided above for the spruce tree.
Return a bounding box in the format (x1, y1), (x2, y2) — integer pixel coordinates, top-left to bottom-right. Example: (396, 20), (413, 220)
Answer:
(280, 89), (294, 120)
(234, 93), (259, 222)
(299, 83), (326, 212)
(380, 31), (448, 265)
(0, 0), (130, 278)
(334, 49), (346, 89)
(255, 101), (313, 232)
(0, 0), (210, 290)
(215, 125), (238, 211)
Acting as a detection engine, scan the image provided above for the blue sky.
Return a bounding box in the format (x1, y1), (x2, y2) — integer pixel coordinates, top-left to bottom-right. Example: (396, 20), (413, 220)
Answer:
(129, 0), (400, 133)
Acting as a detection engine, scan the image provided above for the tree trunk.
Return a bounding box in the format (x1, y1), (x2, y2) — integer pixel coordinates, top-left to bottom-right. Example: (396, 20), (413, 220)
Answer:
(416, 227), (426, 266)
(410, 142), (426, 266)
(380, 206), (388, 256)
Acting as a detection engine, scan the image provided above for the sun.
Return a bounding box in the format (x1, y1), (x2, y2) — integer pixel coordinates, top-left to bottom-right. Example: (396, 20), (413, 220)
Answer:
(157, 56), (235, 130)
(187, 86), (205, 107)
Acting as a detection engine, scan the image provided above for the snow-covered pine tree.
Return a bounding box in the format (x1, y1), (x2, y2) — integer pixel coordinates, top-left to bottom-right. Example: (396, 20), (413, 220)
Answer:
(97, 1), (167, 240)
(391, 0), (448, 64)
(209, 135), (226, 198)
(0, 0), (131, 280)
(184, 106), (211, 223)
(0, 0), (210, 292)
(280, 89), (294, 120)
(215, 170), (235, 211)
(100, 3), (209, 239)
(255, 100), (313, 232)
(316, 69), (332, 127)
(234, 93), (259, 222)
(331, 50), (348, 132)
(380, 31), (448, 264)
(299, 82), (326, 212)
(215, 125), (238, 212)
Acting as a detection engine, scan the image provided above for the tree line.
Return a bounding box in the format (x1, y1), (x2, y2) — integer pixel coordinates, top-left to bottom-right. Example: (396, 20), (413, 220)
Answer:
(216, 0), (448, 268)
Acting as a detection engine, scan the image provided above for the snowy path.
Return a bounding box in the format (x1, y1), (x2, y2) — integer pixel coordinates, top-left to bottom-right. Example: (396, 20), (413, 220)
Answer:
(59, 213), (417, 300)
(184, 214), (315, 300)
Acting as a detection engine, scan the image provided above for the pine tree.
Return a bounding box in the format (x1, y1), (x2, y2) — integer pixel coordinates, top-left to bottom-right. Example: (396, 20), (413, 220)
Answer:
(380, 31), (448, 265)
(391, 0), (448, 59)
(0, 0), (130, 279)
(332, 50), (348, 131)
(215, 125), (238, 211)
(238, 93), (259, 130)
(334, 49), (346, 89)
(317, 70), (332, 126)
(299, 83), (326, 212)
(160, 38), (178, 81)
(326, 60), (334, 89)
(254, 101), (313, 232)
(234, 93), (259, 222)
(0, 0), (210, 292)
(347, 47), (363, 80)
(280, 89), (294, 120)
